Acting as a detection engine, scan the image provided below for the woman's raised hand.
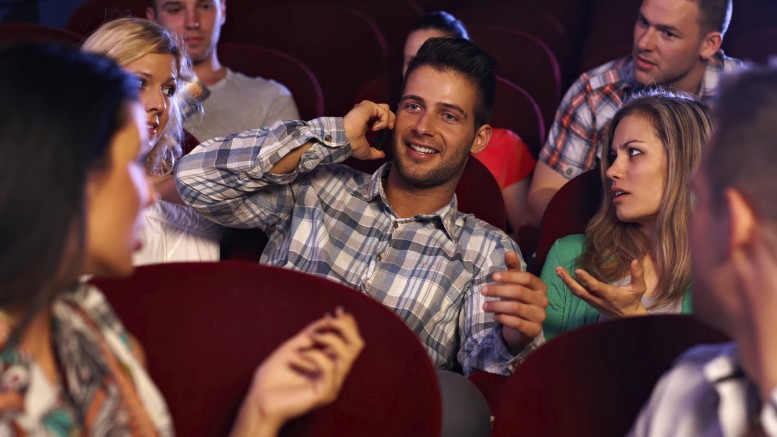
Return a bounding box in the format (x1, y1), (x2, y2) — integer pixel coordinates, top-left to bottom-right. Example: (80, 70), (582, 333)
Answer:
(555, 259), (649, 318)
(230, 307), (364, 437)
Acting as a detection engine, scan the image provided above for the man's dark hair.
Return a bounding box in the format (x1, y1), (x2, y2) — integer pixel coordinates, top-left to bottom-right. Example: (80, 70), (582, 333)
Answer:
(693, 0), (732, 36)
(408, 11), (469, 41)
(707, 68), (777, 226)
(402, 37), (496, 128)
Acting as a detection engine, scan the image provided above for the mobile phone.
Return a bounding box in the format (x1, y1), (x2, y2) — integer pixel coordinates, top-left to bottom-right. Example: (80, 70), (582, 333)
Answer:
(372, 128), (393, 151)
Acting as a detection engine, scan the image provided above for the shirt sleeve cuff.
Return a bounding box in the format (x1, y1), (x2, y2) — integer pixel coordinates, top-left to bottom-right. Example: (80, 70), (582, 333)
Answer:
(505, 330), (545, 374)
(483, 326), (545, 375)
(262, 117), (351, 185)
(305, 117), (350, 148)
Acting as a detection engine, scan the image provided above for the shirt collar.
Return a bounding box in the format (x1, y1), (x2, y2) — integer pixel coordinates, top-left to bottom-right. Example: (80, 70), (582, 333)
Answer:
(702, 342), (766, 436)
(699, 51), (728, 101)
(702, 342), (743, 384)
(354, 163), (462, 240)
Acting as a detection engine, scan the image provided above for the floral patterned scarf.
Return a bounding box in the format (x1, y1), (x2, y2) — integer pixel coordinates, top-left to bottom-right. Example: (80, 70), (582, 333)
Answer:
(0, 284), (173, 436)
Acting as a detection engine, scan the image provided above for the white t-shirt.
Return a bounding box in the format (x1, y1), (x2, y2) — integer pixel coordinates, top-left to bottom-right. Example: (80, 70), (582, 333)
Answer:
(133, 200), (223, 265)
(184, 68), (300, 142)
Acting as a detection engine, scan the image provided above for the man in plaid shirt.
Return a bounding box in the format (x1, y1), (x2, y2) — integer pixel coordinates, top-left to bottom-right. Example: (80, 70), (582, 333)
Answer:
(526, 0), (742, 226)
(176, 37), (548, 375)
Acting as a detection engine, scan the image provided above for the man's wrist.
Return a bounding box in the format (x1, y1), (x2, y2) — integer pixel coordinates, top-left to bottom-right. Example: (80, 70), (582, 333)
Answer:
(502, 325), (532, 355)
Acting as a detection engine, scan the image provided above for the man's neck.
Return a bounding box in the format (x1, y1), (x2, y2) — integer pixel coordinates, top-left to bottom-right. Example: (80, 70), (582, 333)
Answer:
(383, 168), (458, 218)
(193, 53), (227, 87)
(669, 60), (710, 96)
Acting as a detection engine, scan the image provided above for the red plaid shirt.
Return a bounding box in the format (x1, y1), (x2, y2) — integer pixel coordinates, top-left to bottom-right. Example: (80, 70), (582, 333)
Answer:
(541, 53), (742, 179)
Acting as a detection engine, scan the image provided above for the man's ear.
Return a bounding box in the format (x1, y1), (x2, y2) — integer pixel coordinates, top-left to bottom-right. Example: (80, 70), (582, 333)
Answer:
(146, 6), (157, 21)
(700, 31), (723, 60)
(470, 124), (492, 155)
(725, 188), (757, 256)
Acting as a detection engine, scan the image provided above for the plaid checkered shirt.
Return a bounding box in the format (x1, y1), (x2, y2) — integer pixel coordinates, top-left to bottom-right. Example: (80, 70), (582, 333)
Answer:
(541, 52), (743, 180)
(176, 117), (541, 375)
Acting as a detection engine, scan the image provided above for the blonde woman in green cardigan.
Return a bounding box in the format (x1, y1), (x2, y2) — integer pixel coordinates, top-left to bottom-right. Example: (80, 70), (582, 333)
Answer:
(540, 91), (711, 341)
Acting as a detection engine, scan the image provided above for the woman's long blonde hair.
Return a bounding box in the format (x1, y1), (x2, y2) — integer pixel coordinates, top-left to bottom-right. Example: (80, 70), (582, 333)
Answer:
(81, 17), (192, 175)
(578, 91), (712, 307)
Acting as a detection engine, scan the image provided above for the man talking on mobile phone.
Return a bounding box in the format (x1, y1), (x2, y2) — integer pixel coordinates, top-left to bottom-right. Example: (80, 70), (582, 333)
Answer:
(176, 37), (548, 376)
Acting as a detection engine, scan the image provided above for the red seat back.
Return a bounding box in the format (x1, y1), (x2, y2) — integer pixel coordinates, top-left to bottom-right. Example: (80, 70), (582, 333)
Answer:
(353, 74), (400, 111)
(577, 41), (632, 76)
(533, 169), (601, 275)
(468, 24), (561, 129)
(457, 156), (508, 232)
(493, 315), (729, 437)
(502, 0), (588, 73)
(92, 262), (441, 437)
(0, 23), (83, 46)
(329, 0), (423, 70)
(492, 77), (545, 157)
(467, 370), (508, 416)
(66, 0), (147, 36)
(217, 43), (325, 119)
(181, 130), (200, 156)
(454, 3), (569, 76)
(720, 0), (777, 57)
(728, 28), (777, 65)
(227, 2), (388, 116)
(578, 0), (640, 76)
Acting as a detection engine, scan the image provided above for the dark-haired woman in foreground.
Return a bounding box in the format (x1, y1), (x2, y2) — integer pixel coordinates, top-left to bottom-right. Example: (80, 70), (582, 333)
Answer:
(0, 43), (362, 436)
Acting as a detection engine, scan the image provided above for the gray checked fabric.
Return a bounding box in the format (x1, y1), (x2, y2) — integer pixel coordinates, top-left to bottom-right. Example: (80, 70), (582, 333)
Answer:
(176, 117), (542, 375)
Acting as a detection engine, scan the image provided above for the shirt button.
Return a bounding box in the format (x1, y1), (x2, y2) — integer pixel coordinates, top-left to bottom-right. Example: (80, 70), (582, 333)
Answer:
(324, 134), (332, 142)
(393, 221), (398, 229)
(565, 168), (573, 176)
(376, 254), (382, 262)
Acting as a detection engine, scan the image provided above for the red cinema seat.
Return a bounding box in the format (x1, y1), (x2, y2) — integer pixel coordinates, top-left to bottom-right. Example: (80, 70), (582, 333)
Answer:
(0, 23), (83, 46)
(330, 0), (423, 70)
(454, 3), (570, 78)
(492, 77), (545, 158)
(228, 2), (388, 117)
(533, 169), (601, 275)
(468, 24), (562, 130)
(217, 43), (325, 120)
(66, 0), (147, 36)
(728, 28), (777, 66)
(92, 262), (441, 437)
(493, 315), (729, 437)
(467, 370), (509, 416)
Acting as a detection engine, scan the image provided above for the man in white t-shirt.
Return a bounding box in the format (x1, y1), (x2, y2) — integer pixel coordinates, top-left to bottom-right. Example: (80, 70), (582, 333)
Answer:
(147, 0), (299, 141)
